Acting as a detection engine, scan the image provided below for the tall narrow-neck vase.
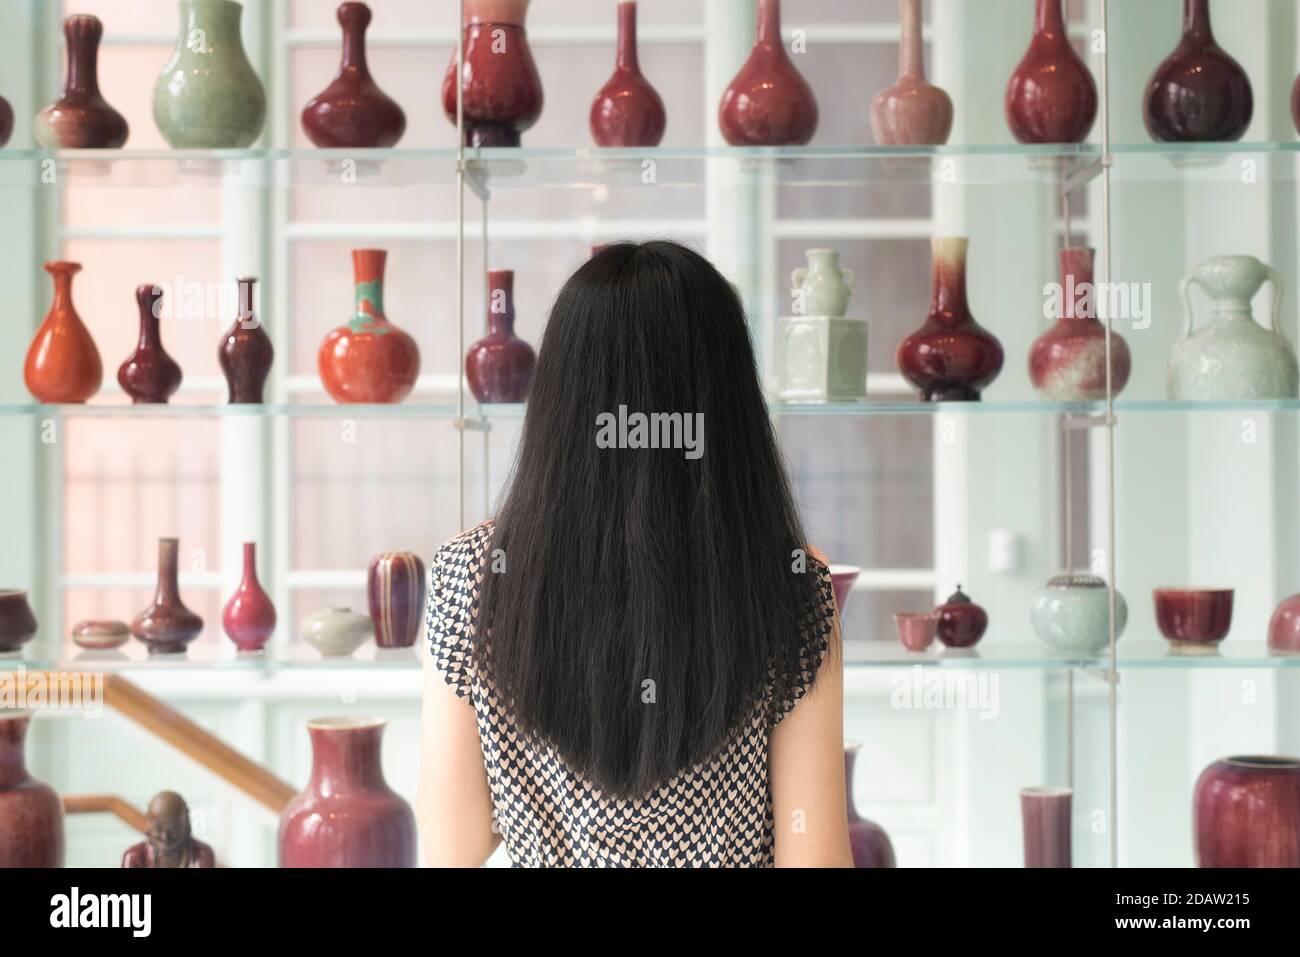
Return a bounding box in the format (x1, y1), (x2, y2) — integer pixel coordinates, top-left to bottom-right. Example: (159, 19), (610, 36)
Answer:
(844, 743), (897, 868)
(119, 286), (183, 404)
(25, 261), (103, 404)
(1004, 0), (1097, 144)
(589, 2), (666, 147)
(131, 538), (204, 655)
(870, 0), (952, 146)
(34, 15), (129, 148)
(222, 542), (276, 653)
(719, 0), (818, 146)
(218, 277), (273, 403)
(302, 2), (406, 148)
(0, 713), (65, 867)
(1145, 0), (1252, 142)
(466, 270), (536, 404)
(442, 0), (543, 147)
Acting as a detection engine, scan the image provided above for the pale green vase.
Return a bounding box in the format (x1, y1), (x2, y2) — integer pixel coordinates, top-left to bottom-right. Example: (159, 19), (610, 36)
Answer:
(152, 0), (266, 148)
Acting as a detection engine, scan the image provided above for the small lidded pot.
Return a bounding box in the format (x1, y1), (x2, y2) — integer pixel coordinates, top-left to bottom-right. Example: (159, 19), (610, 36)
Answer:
(71, 619), (130, 651)
(1030, 574), (1126, 654)
(934, 585), (987, 648)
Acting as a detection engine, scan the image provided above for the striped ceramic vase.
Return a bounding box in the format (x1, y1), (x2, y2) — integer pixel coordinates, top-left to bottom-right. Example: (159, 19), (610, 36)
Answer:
(367, 552), (427, 649)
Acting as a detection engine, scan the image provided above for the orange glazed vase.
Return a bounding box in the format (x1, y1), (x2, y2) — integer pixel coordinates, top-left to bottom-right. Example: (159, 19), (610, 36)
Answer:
(24, 261), (103, 404)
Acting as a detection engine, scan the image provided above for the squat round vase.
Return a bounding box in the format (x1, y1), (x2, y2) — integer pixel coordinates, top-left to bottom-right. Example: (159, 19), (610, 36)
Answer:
(589, 1), (665, 148)
(153, 0), (267, 148)
(71, 619), (130, 652)
(0, 713), (65, 868)
(0, 591), (38, 653)
(935, 584), (988, 649)
(897, 238), (1004, 402)
(442, 0), (543, 148)
(466, 270), (536, 404)
(0, 93), (14, 147)
(718, 0), (817, 146)
(34, 15), (129, 148)
(131, 538), (204, 655)
(792, 248), (854, 318)
(222, 542), (276, 653)
(870, 0), (952, 146)
(25, 262), (103, 404)
(844, 743), (897, 868)
(119, 286), (183, 404)
(1004, 0), (1097, 144)
(1145, 0), (1252, 143)
(1269, 593), (1300, 653)
(302, 2), (406, 148)
(1194, 756), (1300, 867)
(1030, 574), (1126, 654)
(278, 717), (417, 868)
(368, 552), (426, 650)
(302, 607), (372, 657)
(218, 277), (273, 404)
(319, 249), (420, 404)
(1168, 256), (1298, 401)
(1030, 247), (1130, 401)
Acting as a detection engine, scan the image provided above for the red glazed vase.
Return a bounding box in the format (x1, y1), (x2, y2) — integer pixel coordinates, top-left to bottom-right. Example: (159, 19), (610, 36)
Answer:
(1021, 786), (1072, 868)
(0, 713), (65, 868)
(441, 0), (543, 148)
(319, 249), (420, 404)
(218, 277), (274, 404)
(870, 0), (952, 146)
(1194, 756), (1300, 867)
(25, 261), (103, 404)
(1029, 246), (1131, 401)
(1153, 588), (1233, 646)
(1145, 0), (1252, 143)
(719, 0), (817, 146)
(33, 15), (129, 148)
(367, 552), (426, 649)
(897, 238), (1004, 402)
(119, 285), (182, 404)
(1269, 593), (1300, 652)
(302, 2), (406, 148)
(0, 590), (38, 653)
(1004, 0), (1097, 144)
(222, 542), (276, 653)
(590, 2), (666, 148)
(845, 743), (896, 868)
(466, 269), (536, 404)
(131, 538), (204, 655)
(0, 94), (13, 147)
(934, 584), (988, 648)
(278, 717), (417, 867)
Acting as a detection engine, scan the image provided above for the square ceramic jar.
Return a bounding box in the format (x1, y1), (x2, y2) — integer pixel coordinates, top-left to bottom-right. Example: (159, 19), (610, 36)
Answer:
(776, 315), (869, 401)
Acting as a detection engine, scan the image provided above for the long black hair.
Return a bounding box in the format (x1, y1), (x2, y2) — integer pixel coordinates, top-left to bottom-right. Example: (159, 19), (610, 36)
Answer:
(478, 241), (823, 797)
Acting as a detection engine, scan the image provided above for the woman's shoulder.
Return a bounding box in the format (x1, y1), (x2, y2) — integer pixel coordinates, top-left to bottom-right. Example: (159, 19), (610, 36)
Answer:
(432, 520), (496, 580)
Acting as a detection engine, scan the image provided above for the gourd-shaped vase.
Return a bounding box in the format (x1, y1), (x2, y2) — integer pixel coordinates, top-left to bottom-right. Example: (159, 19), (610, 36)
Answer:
(25, 261), (103, 404)
(131, 538), (204, 655)
(302, 2), (406, 148)
(1146, 0), (1251, 143)
(222, 542), (276, 653)
(441, 0), (543, 147)
(153, 0), (267, 148)
(897, 238), (1004, 402)
(218, 277), (273, 403)
(845, 743), (897, 868)
(34, 15), (129, 148)
(0, 713), (65, 868)
(119, 286), (183, 404)
(1168, 256), (1299, 401)
(1004, 0), (1097, 144)
(589, 1), (666, 147)
(870, 0), (952, 146)
(466, 270), (536, 404)
(719, 0), (817, 146)
(0, 93), (15, 147)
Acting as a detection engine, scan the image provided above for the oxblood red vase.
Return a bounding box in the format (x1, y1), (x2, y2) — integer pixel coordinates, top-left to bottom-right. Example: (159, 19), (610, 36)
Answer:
(1029, 247), (1131, 401)
(589, 1), (665, 148)
(33, 15), (129, 148)
(0, 590), (38, 653)
(1145, 0), (1252, 143)
(934, 584), (988, 648)
(719, 0), (817, 146)
(1004, 0), (1097, 144)
(222, 542), (276, 653)
(118, 285), (182, 404)
(0, 94), (13, 147)
(897, 238), (1004, 402)
(319, 249), (420, 404)
(131, 538), (204, 655)
(301, 2), (406, 148)
(0, 713), (65, 868)
(368, 552), (426, 649)
(870, 0), (952, 146)
(844, 743), (896, 868)
(441, 0), (543, 147)
(1269, 593), (1300, 652)
(278, 717), (417, 868)
(1194, 756), (1300, 867)
(25, 261), (102, 404)
(466, 270), (536, 404)
(218, 277), (274, 404)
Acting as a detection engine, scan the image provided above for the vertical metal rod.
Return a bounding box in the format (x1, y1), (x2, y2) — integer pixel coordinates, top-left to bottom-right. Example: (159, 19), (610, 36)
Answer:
(1066, 669), (1075, 790)
(455, 0), (466, 530)
(482, 197), (491, 519)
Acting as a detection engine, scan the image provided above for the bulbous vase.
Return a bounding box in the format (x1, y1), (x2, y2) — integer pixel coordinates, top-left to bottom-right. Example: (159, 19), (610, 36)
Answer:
(25, 261), (103, 404)
(1145, 0), (1252, 142)
(1005, 0), (1097, 144)
(718, 0), (817, 146)
(301, 2), (406, 148)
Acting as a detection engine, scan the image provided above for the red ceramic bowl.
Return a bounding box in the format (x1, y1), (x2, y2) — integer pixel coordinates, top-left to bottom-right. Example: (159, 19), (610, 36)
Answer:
(829, 565), (860, 617)
(894, 613), (938, 652)
(1153, 588), (1234, 645)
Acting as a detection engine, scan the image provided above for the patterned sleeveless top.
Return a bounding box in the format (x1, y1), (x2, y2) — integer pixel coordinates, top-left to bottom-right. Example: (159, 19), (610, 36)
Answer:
(426, 522), (835, 868)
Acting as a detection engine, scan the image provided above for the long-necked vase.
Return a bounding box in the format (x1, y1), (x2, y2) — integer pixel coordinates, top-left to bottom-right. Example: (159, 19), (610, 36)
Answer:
(25, 261), (103, 404)
(34, 15), (129, 148)
(222, 542), (276, 653)
(719, 0), (817, 146)
(1004, 0), (1097, 144)
(302, 2), (406, 148)
(844, 743), (896, 868)
(119, 286), (183, 404)
(870, 0), (952, 146)
(1145, 0), (1252, 142)
(131, 538), (204, 655)
(0, 713), (65, 867)
(218, 277), (273, 403)
(590, 2), (665, 147)
(466, 269), (536, 404)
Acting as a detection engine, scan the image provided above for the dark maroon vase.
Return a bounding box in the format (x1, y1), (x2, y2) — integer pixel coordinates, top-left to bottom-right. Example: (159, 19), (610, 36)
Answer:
(934, 585), (988, 649)
(119, 286), (182, 404)
(0, 713), (65, 868)
(441, 0), (543, 148)
(131, 538), (204, 655)
(222, 542), (276, 653)
(368, 552), (426, 649)
(589, 1), (666, 148)
(279, 717), (417, 868)
(1005, 0), (1097, 144)
(1021, 786), (1072, 868)
(0, 590), (38, 653)
(1145, 0), (1252, 143)
(897, 238), (1004, 402)
(301, 2), (406, 149)
(0, 94), (13, 148)
(845, 744), (896, 868)
(1194, 756), (1300, 868)
(466, 270), (536, 404)
(33, 15), (129, 149)
(218, 277), (273, 404)
(718, 0), (817, 146)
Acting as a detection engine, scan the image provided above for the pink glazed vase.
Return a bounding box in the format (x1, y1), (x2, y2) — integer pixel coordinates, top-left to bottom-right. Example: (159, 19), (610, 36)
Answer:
(222, 542), (276, 652)
(870, 0), (952, 146)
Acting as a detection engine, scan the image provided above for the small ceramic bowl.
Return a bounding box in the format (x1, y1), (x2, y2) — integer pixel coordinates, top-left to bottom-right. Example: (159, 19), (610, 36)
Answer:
(1154, 588), (1234, 646)
(302, 606), (373, 657)
(894, 612), (938, 652)
(71, 619), (130, 651)
(829, 565), (861, 615)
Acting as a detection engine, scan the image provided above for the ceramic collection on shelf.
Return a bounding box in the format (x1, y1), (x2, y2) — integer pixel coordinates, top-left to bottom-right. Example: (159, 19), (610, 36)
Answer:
(590, 1), (666, 148)
(1194, 756), (1300, 867)
(0, 712), (65, 868)
(777, 249), (868, 403)
(466, 269), (537, 404)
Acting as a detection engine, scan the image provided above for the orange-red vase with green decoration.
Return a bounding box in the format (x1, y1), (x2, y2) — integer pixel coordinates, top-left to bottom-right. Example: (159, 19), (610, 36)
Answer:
(318, 249), (420, 404)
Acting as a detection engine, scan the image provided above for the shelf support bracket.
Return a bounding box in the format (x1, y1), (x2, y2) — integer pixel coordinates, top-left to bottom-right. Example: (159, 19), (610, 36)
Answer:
(1062, 413), (1116, 431)
(454, 416), (492, 433)
(1061, 155), (1110, 197)
(458, 159), (490, 201)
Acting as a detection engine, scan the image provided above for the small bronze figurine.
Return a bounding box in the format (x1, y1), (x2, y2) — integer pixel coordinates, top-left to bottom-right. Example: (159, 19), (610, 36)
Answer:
(121, 791), (215, 868)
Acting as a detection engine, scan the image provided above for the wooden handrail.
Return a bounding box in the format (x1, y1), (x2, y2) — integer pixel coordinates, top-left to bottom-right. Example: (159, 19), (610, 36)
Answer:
(63, 794), (149, 833)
